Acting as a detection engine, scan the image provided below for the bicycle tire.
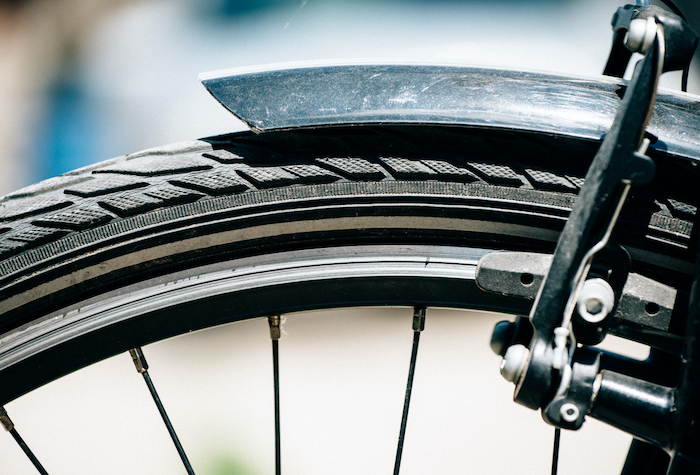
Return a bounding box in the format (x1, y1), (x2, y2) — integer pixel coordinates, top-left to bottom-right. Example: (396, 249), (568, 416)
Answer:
(0, 122), (694, 395)
(0, 120), (697, 470)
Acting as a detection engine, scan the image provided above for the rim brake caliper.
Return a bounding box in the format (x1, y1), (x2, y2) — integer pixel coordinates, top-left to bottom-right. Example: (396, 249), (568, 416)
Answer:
(488, 3), (696, 445)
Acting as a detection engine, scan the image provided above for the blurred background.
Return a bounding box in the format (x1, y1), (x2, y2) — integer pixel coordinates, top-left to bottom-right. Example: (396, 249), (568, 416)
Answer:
(2, 307), (651, 474)
(0, 0), (698, 473)
(0, 0), (699, 196)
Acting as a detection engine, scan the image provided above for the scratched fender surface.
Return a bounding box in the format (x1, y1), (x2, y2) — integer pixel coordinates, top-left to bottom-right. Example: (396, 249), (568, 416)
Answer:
(201, 63), (700, 159)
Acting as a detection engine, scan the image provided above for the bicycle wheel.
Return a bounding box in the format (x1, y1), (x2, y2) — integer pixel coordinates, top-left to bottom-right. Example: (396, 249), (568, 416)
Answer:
(0, 120), (697, 472)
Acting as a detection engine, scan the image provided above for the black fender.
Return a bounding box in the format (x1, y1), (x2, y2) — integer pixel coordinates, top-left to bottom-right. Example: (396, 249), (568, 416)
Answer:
(201, 62), (700, 160)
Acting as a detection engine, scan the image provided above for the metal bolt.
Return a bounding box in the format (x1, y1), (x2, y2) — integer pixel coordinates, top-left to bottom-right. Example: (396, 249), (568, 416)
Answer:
(577, 278), (615, 324)
(500, 344), (530, 383)
(625, 17), (657, 54)
(560, 403), (580, 423)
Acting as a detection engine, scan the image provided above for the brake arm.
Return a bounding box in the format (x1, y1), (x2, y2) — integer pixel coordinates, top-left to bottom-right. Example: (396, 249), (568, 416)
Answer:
(508, 7), (696, 414)
(605, 4), (698, 79)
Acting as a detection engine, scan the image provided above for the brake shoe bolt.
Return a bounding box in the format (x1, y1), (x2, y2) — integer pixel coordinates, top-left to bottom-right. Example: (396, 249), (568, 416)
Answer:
(577, 278), (615, 324)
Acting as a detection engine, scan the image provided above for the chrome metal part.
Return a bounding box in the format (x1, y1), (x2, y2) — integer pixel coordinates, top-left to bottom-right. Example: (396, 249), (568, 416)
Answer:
(626, 17), (658, 53)
(0, 405), (13, 431)
(500, 344), (530, 383)
(559, 403), (580, 423)
(268, 315), (281, 341)
(0, 245), (492, 406)
(476, 251), (676, 332)
(201, 64), (700, 160)
(577, 278), (616, 324)
(412, 306), (426, 332)
(129, 347), (149, 374)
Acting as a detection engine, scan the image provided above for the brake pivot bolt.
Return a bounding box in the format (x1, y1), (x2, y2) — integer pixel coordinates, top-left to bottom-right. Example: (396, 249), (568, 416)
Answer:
(625, 17), (657, 54)
(500, 344), (530, 383)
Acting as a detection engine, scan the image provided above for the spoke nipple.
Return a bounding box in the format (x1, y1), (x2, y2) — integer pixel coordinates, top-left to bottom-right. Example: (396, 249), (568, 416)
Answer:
(268, 315), (281, 340)
(0, 406), (14, 432)
(129, 347), (149, 374)
(412, 306), (426, 332)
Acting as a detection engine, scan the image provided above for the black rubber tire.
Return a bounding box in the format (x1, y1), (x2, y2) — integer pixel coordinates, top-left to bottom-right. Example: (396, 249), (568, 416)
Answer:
(0, 123), (697, 405)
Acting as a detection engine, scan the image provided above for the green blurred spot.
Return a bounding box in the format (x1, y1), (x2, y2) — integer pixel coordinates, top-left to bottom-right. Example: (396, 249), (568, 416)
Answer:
(205, 453), (257, 475)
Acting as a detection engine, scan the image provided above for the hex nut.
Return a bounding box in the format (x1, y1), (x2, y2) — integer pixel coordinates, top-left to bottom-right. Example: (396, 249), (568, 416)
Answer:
(560, 403), (580, 423)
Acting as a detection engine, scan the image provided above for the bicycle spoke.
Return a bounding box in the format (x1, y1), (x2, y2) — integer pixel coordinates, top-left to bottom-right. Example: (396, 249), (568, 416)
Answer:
(393, 306), (426, 475)
(129, 348), (195, 475)
(551, 428), (561, 475)
(1, 406), (49, 475)
(268, 315), (282, 475)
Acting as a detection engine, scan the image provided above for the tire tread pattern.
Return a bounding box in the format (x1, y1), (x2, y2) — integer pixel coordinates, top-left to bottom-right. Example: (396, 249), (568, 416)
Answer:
(0, 131), (694, 282)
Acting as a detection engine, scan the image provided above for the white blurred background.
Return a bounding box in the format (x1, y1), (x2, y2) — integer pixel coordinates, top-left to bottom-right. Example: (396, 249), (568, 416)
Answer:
(2, 308), (650, 474)
(0, 0), (696, 473)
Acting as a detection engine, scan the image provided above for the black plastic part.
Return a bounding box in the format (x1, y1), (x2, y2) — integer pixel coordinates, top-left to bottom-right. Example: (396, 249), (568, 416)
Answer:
(604, 12), (635, 78)
(634, 6), (698, 74)
(490, 317), (533, 357)
(490, 321), (514, 357)
(621, 439), (669, 475)
(666, 237), (700, 470)
(515, 25), (659, 410)
(599, 349), (679, 388)
(589, 370), (675, 448)
(667, 454), (700, 474)
(542, 348), (600, 430)
(605, 5), (698, 77)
